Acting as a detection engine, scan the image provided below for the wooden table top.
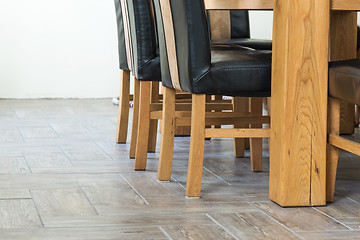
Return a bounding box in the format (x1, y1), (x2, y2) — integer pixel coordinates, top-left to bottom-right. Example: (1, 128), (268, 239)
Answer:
(204, 0), (360, 10)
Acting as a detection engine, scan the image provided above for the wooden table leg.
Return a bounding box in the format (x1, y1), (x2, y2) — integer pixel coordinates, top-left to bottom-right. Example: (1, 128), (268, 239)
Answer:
(269, 0), (330, 206)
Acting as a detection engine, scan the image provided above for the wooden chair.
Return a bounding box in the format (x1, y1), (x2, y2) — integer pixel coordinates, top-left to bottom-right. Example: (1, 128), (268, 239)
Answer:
(114, 0), (163, 161)
(327, 58), (360, 202)
(114, 0), (132, 145)
(153, 0), (271, 197)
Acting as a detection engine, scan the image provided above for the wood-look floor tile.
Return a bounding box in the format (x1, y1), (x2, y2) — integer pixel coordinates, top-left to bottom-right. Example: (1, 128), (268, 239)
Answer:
(0, 99), (359, 239)
(0, 226), (167, 240)
(0, 129), (23, 143)
(161, 224), (236, 240)
(61, 145), (113, 162)
(208, 212), (302, 240)
(336, 217), (360, 230)
(298, 230), (360, 240)
(80, 119), (115, 132)
(41, 213), (214, 228)
(0, 199), (41, 229)
(23, 148), (72, 168)
(49, 122), (89, 136)
(315, 197), (359, 219)
(18, 126), (58, 139)
(78, 179), (148, 214)
(31, 188), (97, 217)
(15, 108), (47, 119)
(0, 189), (31, 199)
(252, 202), (348, 231)
(121, 172), (185, 197)
(0, 156), (30, 175)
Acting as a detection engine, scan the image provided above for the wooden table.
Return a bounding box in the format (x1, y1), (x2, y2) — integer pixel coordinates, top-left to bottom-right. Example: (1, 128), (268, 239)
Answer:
(205, 0), (358, 207)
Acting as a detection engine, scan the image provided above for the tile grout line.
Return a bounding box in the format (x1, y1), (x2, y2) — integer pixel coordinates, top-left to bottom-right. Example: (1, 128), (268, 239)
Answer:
(95, 142), (116, 161)
(158, 226), (173, 240)
(203, 167), (231, 185)
(248, 202), (305, 240)
(205, 213), (240, 240)
(312, 207), (353, 230)
(346, 196), (360, 204)
(76, 182), (100, 215)
(59, 146), (76, 167)
(28, 190), (45, 228)
(47, 123), (60, 138)
(15, 126), (26, 144)
(170, 176), (186, 190)
(296, 229), (360, 233)
(21, 151), (33, 174)
(120, 174), (150, 205)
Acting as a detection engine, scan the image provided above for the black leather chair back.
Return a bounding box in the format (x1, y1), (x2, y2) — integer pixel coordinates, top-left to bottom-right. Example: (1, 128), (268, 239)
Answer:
(114, 0), (130, 71)
(230, 11), (250, 38)
(115, 0), (159, 80)
(154, 0), (211, 92)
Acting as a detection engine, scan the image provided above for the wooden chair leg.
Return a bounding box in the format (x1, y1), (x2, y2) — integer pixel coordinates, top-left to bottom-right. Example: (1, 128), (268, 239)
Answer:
(116, 70), (131, 143)
(233, 97), (249, 157)
(327, 97), (340, 202)
(186, 94), (206, 197)
(250, 98), (263, 172)
(213, 95), (222, 129)
(134, 81), (151, 170)
(129, 78), (140, 159)
(148, 81), (159, 153)
(157, 87), (176, 181)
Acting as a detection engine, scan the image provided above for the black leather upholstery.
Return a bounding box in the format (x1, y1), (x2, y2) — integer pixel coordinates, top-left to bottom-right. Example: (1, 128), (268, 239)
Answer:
(114, 0), (130, 71)
(153, 0), (272, 97)
(208, 10), (272, 50)
(212, 39), (272, 51)
(114, 0), (161, 81)
(329, 59), (360, 106)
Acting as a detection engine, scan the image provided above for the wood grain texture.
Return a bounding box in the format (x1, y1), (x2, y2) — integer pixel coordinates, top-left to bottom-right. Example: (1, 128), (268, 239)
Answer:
(157, 87), (176, 181)
(148, 81), (159, 153)
(204, 0), (358, 10)
(129, 79), (140, 159)
(331, 0), (360, 10)
(233, 97), (249, 158)
(329, 135), (360, 156)
(204, 0), (273, 10)
(186, 94), (206, 197)
(269, 0), (329, 206)
(326, 98), (340, 202)
(134, 81), (151, 170)
(250, 98), (263, 172)
(116, 70), (131, 143)
(205, 129), (270, 138)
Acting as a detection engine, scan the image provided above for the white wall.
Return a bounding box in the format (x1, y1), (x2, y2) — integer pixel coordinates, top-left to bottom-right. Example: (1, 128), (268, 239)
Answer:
(0, 0), (120, 98)
(250, 11), (273, 40)
(0, 3), (272, 99)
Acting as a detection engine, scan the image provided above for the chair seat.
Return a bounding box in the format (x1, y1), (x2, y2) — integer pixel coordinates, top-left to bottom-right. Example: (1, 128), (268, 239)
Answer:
(192, 49), (272, 97)
(212, 38), (272, 50)
(329, 59), (360, 106)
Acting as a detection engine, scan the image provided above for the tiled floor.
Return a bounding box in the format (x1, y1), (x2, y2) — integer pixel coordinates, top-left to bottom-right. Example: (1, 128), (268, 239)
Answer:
(0, 99), (359, 239)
